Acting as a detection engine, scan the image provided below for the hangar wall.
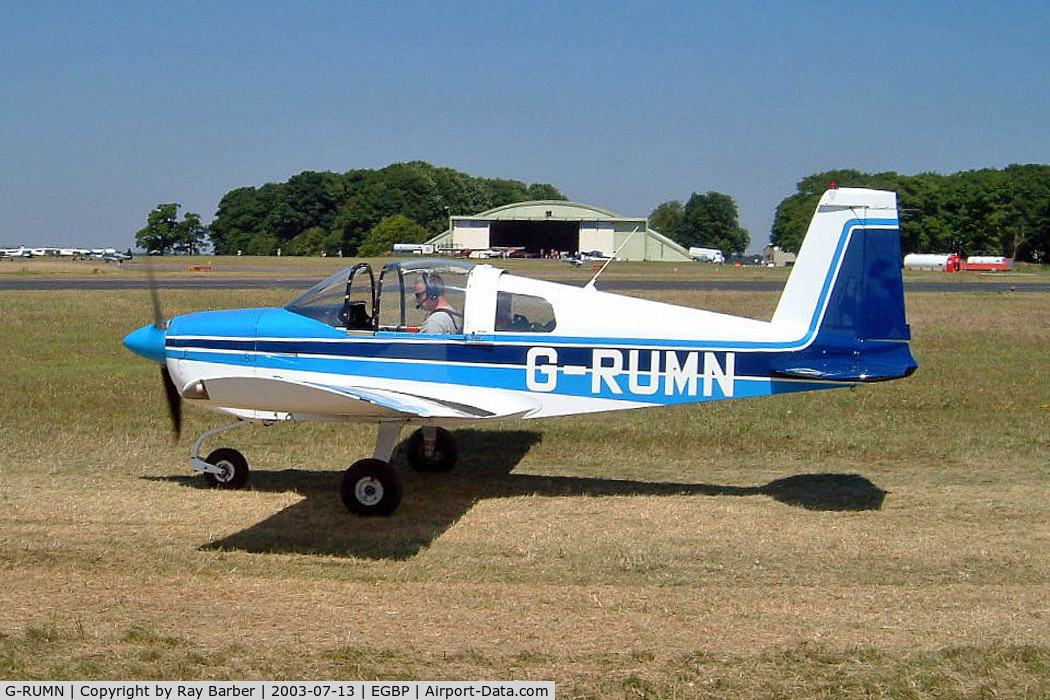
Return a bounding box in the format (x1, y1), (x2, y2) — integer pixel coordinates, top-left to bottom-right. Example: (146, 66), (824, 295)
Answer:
(579, 222), (614, 253)
(450, 220), (489, 250)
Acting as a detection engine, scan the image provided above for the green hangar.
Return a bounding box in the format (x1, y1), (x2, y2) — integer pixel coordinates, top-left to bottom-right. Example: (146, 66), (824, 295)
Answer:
(427, 200), (692, 262)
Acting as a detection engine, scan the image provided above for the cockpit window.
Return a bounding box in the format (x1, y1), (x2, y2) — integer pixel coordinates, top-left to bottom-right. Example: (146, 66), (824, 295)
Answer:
(495, 291), (556, 333)
(377, 258), (474, 334)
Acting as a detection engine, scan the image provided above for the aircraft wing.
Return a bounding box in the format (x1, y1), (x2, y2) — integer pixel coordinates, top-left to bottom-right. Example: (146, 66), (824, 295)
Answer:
(196, 376), (539, 421)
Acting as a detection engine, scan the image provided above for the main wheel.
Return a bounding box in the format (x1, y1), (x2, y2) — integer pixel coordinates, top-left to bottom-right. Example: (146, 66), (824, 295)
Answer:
(340, 458), (402, 516)
(203, 448), (250, 490)
(406, 427), (458, 472)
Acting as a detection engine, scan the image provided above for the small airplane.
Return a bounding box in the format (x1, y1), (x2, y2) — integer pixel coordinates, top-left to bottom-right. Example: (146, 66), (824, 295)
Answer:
(565, 250), (612, 267)
(124, 187), (917, 516)
(90, 248), (132, 261)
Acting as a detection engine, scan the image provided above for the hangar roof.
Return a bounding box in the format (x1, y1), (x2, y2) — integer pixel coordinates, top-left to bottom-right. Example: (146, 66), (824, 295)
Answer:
(460, 200), (642, 223)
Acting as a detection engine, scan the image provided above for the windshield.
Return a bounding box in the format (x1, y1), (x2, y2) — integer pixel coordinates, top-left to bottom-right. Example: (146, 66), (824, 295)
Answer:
(285, 264), (375, 329)
(285, 267), (349, 326)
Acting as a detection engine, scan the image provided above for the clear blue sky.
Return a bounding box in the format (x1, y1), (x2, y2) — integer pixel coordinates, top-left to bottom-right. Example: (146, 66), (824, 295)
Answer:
(3, 1), (1049, 253)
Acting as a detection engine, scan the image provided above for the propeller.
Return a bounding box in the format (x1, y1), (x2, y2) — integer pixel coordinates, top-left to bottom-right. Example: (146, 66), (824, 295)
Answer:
(161, 366), (182, 441)
(146, 262), (182, 441)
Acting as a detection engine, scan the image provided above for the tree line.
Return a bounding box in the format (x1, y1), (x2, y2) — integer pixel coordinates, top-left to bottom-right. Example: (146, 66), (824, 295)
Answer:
(137, 161), (564, 256)
(772, 166), (1050, 262)
(137, 161), (1050, 263)
(208, 162), (563, 257)
(136, 160), (754, 257)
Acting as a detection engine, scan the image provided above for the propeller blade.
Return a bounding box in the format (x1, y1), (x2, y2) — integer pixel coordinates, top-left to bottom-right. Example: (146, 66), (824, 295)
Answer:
(138, 259), (180, 439)
(161, 365), (182, 441)
(145, 261), (164, 329)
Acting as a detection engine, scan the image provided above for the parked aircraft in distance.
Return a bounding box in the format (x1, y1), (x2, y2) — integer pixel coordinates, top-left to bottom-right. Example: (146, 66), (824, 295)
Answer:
(0, 246), (131, 260)
(124, 188), (917, 516)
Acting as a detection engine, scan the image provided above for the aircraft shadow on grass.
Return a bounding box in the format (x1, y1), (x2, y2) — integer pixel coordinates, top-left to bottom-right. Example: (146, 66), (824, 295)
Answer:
(144, 429), (886, 560)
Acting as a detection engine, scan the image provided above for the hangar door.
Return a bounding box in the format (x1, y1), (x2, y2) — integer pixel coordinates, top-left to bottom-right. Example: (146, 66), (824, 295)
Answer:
(489, 220), (580, 256)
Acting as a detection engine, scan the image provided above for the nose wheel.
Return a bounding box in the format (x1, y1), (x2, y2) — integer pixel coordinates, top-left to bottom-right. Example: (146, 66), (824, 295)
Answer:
(189, 421), (252, 489)
(202, 448), (250, 490)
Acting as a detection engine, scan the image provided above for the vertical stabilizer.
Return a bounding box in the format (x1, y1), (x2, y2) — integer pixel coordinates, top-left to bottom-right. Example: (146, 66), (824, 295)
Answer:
(770, 188), (916, 382)
(772, 188), (906, 340)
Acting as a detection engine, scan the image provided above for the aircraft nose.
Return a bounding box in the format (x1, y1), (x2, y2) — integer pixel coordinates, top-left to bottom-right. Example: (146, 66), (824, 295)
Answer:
(123, 323), (167, 363)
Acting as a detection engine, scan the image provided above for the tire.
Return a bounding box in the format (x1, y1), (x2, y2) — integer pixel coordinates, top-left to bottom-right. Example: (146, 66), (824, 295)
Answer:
(340, 458), (402, 516)
(203, 448), (250, 490)
(406, 427), (458, 472)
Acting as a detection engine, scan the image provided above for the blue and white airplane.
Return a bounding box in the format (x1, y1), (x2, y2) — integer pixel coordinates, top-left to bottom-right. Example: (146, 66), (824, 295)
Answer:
(124, 187), (917, 516)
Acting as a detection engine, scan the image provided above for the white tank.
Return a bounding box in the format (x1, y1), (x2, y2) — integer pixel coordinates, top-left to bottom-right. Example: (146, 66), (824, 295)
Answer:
(903, 253), (952, 270)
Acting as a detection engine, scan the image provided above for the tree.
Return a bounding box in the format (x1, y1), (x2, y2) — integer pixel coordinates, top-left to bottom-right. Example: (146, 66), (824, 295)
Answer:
(357, 215), (430, 257)
(136, 203), (208, 255)
(210, 186), (276, 255)
(136, 203), (180, 255)
(527, 183), (564, 201)
(173, 212), (208, 254)
(671, 192), (749, 255)
(649, 200), (683, 234)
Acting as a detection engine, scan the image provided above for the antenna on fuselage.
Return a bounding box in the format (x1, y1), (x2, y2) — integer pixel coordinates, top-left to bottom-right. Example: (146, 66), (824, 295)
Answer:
(584, 226), (641, 290)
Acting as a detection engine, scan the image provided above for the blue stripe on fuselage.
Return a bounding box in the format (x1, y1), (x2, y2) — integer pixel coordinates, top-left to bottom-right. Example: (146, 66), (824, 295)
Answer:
(172, 340), (848, 405)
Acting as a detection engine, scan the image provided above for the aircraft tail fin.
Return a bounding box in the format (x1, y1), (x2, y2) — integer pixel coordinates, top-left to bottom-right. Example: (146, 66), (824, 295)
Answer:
(771, 187), (917, 382)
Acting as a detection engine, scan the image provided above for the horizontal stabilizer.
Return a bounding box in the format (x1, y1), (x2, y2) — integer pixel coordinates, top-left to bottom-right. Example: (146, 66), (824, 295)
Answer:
(773, 357), (917, 383)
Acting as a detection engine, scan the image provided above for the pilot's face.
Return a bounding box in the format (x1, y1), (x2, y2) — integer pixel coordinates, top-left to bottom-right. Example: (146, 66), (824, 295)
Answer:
(414, 281), (435, 310)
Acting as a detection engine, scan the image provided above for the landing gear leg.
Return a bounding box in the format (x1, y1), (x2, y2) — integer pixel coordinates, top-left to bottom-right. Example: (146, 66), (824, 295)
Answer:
(340, 423), (403, 516)
(372, 422), (402, 462)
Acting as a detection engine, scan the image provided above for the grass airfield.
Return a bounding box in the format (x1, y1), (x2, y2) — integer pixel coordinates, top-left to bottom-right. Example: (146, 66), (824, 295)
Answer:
(0, 258), (1048, 696)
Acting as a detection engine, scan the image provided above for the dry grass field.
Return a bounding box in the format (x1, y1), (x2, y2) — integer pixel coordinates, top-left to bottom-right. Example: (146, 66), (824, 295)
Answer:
(1, 262), (1048, 697)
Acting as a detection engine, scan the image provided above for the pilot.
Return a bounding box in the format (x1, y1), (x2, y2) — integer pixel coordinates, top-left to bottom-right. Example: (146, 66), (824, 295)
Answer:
(414, 272), (462, 334)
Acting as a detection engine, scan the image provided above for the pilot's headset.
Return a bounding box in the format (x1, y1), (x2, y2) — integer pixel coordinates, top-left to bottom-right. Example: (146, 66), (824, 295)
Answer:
(416, 272), (445, 309)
